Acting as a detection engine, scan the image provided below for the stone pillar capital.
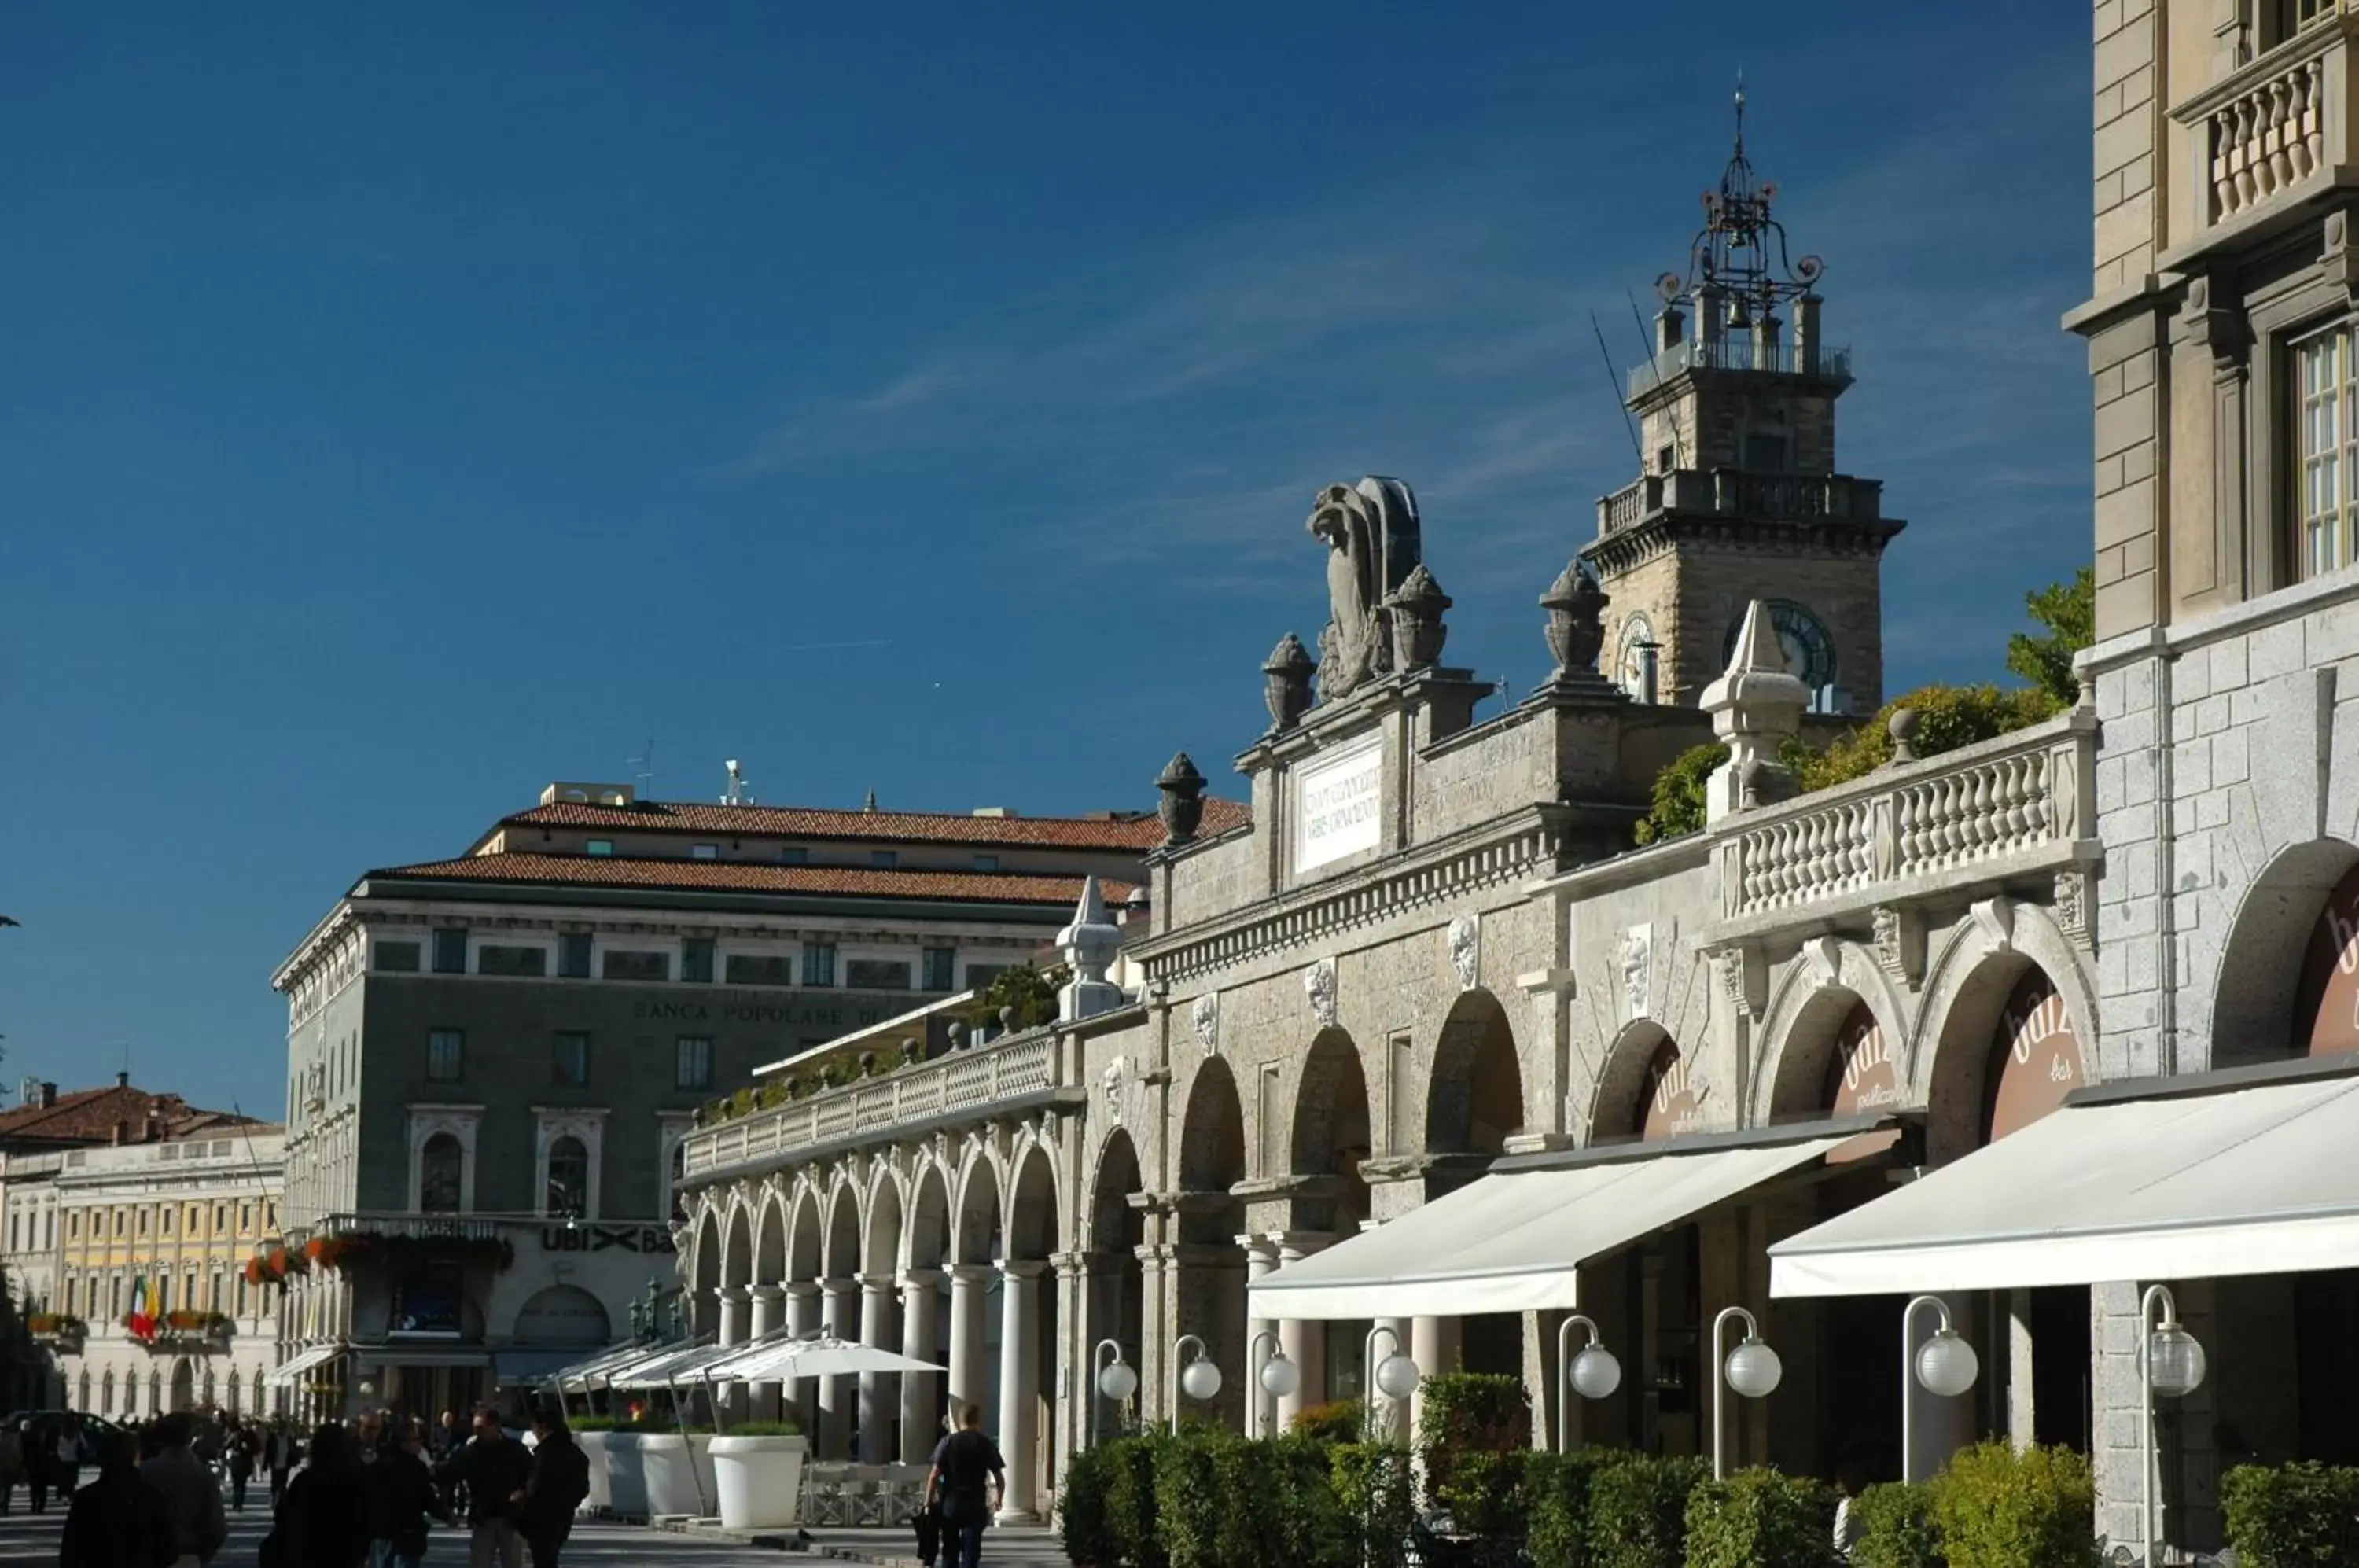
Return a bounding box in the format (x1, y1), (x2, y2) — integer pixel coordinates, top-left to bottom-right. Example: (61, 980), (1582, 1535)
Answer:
(747, 1283), (785, 1304)
(947, 1263), (998, 1286)
(782, 1281), (823, 1302)
(900, 1267), (947, 1292)
(717, 1285), (750, 1304)
(856, 1271), (898, 1294)
(997, 1257), (1051, 1283)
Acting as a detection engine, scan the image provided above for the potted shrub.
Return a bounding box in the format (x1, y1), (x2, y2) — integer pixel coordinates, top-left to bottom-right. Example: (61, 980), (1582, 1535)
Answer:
(2221, 1461), (2359, 1568)
(708, 1420), (807, 1529)
(1587, 1453), (1709, 1568)
(1684, 1467), (1838, 1568)
(1849, 1481), (1941, 1568)
(1927, 1443), (2092, 1568)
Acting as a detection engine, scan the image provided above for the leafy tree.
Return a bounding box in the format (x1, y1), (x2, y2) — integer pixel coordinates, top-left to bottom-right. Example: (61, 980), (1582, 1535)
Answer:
(2004, 566), (2095, 708)
(1790, 683), (2061, 793)
(1634, 743), (1728, 845)
(970, 962), (1068, 1030)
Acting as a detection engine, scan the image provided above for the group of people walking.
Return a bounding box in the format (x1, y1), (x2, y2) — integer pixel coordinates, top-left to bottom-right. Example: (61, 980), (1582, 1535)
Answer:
(20, 1400), (588, 1568)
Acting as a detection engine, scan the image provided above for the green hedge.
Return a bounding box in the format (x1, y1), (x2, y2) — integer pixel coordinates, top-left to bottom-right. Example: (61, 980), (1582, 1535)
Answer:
(2221, 1461), (2359, 1568)
(1926, 1443), (2092, 1568)
(1685, 1468), (1837, 1568)
(1416, 1372), (1532, 1525)
(1527, 1448), (1632, 1568)
(1056, 1433), (1171, 1568)
(1149, 1428), (1351, 1568)
(1059, 1437), (1121, 1566)
(1849, 1482), (1942, 1568)
(1290, 1400), (1364, 1444)
(1588, 1453), (1710, 1568)
(1331, 1444), (1415, 1568)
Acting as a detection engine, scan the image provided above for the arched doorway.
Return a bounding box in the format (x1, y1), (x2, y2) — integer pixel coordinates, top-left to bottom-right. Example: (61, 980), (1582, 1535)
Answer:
(904, 1165), (955, 1459)
(1089, 1129), (1146, 1442)
(949, 1159), (1003, 1449)
(1425, 992), (1528, 1383)
(169, 1359), (193, 1413)
(1006, 1145), (1061, 1518)
(858, 1176), (907, 1463)
(1290, 1028), (1372, 1232)
(1178, 1062), (1247, 1427)
(690, 1207), (723, 1339)
(819, 1187), (863, 1460)
(514, 1285), (611, 1350)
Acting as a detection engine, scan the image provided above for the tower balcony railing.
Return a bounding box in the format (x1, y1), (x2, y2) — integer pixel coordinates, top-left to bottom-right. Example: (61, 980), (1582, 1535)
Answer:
(679, 1030), (1066, 1182)
(1596, 468), (1886, 536)
(1625, 336), (1852, 399)
(2174, 7), (2351, 234)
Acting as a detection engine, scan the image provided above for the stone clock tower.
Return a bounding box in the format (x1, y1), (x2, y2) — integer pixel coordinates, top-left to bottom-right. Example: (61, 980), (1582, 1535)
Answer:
(1581, 92), (1903, 716)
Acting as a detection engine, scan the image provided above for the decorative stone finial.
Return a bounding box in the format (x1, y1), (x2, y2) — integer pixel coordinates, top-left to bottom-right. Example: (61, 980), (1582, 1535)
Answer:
(1887, 706), (1922, 765)
(1540, 561), (1610, 677)
(997, 1003), (1020, 1033)
(945, 1018), (970, 1051)
(1383, 564), (1451, 671)
(1699, 600), (1811, 824)
(1057, 876), (1126, 1023)
(1263, 634), (1316, 731)
(1155, 752), (1207, 845)
(863, 788), (878, 813)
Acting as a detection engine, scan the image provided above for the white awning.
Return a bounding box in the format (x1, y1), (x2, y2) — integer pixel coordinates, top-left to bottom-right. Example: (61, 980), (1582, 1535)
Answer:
(1249, 1128), (1858, 1321)
(269, 1342), (346, 1386)
(1770, 1068), (2359, 1298)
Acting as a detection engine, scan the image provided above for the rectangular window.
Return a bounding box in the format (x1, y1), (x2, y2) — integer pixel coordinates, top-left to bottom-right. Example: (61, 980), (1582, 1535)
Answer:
(692, 844), (719, 859)
(585, 839), (613, 856)
(680, 937), (716, 984)
(64, 1277), (78, 1317)
(922, 947), (958, 992)
(477, 944), (548, 977)
(431, 928), (469, 974)
(68, 1212), (79, 1239)
(846, 958), (911, 990)
(974, 854), (999, 872)
(551, 1032), (591, 1088)
(723, 953), (793, 987)
(801, 942), (837, 987)
(2299, 324), (2358, 580)
(602, 949), (670, 983)
(675, 1036), (714, 1091)
(966, 963), (1008, 989)
(426, 1029), (465, 1084)
(779, 846), (808, 866)
(870, 850), (898, 868)
(374, 941), (422, 974)
(558, 933), (593, 979)
(239, 1203), (252, 1234)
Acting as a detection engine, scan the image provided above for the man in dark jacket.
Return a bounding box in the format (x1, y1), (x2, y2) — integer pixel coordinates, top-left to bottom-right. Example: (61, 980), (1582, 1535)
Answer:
(274, 1423), (372, 1568)
(141, 1412), (229, 1566)
(439, 1404), (532, 1568)
(369, 1418), (453, 1568)
(517, 1408), (591, 1568)
(226, 1424), (258, 1511)
(60, 1429), (178, 1568)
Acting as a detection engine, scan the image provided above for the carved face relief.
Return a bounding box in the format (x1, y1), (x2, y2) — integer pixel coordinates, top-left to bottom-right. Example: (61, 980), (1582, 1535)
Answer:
(1305, 958), (1340, 1029)
(1191, 993), (1220, 1056)
(1101, 1058), (1126, 1127)
(1619, 926), (1654, 1022)
(1448, 916), (1480, 992)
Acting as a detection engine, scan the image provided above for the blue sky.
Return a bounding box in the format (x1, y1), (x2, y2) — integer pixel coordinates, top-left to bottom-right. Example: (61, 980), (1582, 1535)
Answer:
(0, 2), (2092, 1117)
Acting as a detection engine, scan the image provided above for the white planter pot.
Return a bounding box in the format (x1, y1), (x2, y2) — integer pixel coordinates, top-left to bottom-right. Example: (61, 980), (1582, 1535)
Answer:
(639, 1431), (717, 1518)
(708, 1434), (809, 1531)
(576, 1431), (616, 1513)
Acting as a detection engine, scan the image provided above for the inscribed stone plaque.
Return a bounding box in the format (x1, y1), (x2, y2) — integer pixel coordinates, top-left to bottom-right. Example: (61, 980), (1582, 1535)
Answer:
(1294, 738), (1382, 874)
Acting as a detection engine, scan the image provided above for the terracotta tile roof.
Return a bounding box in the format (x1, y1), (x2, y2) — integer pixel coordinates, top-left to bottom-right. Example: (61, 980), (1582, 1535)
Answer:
(499, 797), (1249, 849)
(367, 852), (1140, 907)
(0, 1084), (259, 1149)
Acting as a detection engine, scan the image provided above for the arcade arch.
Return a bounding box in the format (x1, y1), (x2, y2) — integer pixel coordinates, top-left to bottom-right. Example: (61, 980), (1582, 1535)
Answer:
(1427, 988), (1525, 1157)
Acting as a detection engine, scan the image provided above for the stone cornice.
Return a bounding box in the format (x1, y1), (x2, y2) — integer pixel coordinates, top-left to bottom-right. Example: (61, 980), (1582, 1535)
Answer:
(1580, 512), (1904, 580)
(1131, 806), (1580, 986)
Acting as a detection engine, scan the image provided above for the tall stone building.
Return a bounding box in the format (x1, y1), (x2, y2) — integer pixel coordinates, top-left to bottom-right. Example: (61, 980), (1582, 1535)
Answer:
(1586, 98), (1902, 715)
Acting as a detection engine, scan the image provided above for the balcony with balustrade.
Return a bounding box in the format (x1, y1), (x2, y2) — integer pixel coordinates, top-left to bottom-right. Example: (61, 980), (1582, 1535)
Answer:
(679, 1027), (1078, 1183)
(1595, 467), (1889, 539)
(1712, 707), (2100, 942)
(2172, 6), (2355, 254)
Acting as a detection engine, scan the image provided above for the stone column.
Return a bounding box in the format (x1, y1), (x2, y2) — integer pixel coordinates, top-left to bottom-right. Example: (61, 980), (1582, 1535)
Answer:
(1240, 1237), (1278, 1437)
(947, 1264), (994, 1423)
(747, 1285), (785, 1424)
(900, 1269), (944, 1463)
(1274, 1234), (1328, 1430)
(819, 1278), (859, 1461)
(716, 1286), (752, 1422)
(1051, 1250), (1091, 1464)
(1410, 1315), (1457, 1446)
(857, 1273), (898, 1463)
(783, 1283), (821, 1438)
(996, 1261), (1047, 1525)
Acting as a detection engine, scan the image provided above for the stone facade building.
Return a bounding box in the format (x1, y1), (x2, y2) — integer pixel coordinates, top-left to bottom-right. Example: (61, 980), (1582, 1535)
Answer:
(671, 145), (2107, 1521)
(270, 782), (1227, 1422)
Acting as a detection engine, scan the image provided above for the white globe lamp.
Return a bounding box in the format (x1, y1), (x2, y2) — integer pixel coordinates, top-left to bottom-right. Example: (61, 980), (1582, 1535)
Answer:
(1914, 1330), (1978, 1399)
(1569, 1345), (1623, 1401)
(1260, 1351), (1301, 1400)
(1723, 1338), (1783, 1400)
(2147, 1324), (2206, 1398)
(1180, 1356), (1223, 1402)
(1375, 1353), (1421, 1402)
(1098, 1359), (1139, 1403)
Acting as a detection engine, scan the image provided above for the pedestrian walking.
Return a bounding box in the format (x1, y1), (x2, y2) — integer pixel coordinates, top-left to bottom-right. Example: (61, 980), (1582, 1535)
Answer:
(0, 1415), (23, 1515)
(438, 1403), (532, 1568)
(228, 1423), (259, 1511)
(924, 1404), (1006, 1568)
(516, 1407), (589, 1568)
(142, 1411), (230, 1568)
(269, 1423), (372, 1568)
(369, 1417), (453, 1568)
(1831, 1467), (1865, 1562)
(60, 1428), (178, 1568)
(36, 1419), (83, 1514)
(267, 1421), (298, 1509)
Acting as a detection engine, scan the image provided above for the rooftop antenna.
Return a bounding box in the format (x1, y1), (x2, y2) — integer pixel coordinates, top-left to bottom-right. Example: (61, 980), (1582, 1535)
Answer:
(722, 760), (754, 807)
(629, 738), (658, 798)
(1588, 311), (1644, 466)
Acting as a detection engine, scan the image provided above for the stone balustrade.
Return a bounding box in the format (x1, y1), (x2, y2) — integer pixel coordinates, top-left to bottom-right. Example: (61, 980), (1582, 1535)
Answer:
(1595, 469), (1884, 536)
(682, 1032), (1065, 1180)
(1716, 710), (2098, 936)
(2181, 16), (2348, 229)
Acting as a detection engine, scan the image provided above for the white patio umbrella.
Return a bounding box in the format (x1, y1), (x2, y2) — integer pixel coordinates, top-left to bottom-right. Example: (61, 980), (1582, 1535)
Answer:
(605, 1339), (730, 1391)
(710, 1332), (943, 1384)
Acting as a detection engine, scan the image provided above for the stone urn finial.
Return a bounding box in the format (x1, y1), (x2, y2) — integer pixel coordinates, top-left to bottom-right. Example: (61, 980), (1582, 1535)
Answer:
(1264, 633), (1316, 731)
(1887, 706), (1922, 765)
(1383, 564), (1451, 672)
(998, 1003), (1021, 1034)
(1540, 561), (1610, 677)
(1155, 752), (1208, 845)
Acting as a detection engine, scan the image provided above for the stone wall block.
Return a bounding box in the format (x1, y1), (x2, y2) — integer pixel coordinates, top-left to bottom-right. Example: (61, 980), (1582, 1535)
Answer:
(2252, 668), (2334, 854)
(2249, 619), (2306, 681)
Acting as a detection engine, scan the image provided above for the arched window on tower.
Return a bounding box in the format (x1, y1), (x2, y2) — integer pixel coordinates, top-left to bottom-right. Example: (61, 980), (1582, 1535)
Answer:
(419, 1134), (463, 1214)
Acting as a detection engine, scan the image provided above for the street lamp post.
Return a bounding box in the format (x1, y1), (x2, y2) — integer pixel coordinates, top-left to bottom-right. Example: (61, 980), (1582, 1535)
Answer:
(1901, 1295), (1978, 1483)
(1709, 1305), (1783, 1480)
(1361, 1324), (1420, 1442)
(1553, 1314), (1621, 1452)
(1249, 1330), (1300, 1438)
(2140, 1283), (2207, 1561)
(1091, 1338), (1138, 1448)
(1170, 1334), (1222, 1435)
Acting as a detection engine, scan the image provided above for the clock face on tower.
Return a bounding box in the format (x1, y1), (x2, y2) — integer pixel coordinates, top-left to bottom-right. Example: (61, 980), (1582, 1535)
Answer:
(1616, 613), (1658, 697)
(1723, 600), (1836, 691)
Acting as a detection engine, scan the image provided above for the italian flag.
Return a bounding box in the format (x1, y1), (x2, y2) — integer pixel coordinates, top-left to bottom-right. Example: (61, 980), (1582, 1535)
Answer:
(127, 1276), (156, 1342)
